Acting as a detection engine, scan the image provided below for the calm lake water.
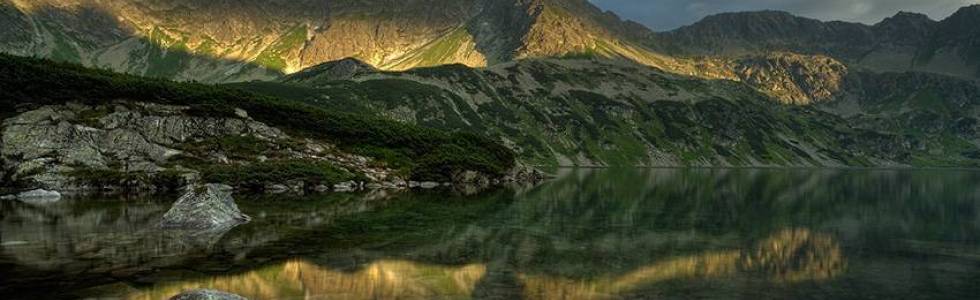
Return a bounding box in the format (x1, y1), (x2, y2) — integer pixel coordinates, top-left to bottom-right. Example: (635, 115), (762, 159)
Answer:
(2, 168), (980, 299)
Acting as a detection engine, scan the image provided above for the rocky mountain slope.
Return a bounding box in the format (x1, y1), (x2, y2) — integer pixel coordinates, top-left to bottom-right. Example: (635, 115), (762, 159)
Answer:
(658, 6), (980, 79)
(0, 55), (518, 192)
(0, 0), (662, 82)
(5, 0), (976, 105)
(239, 58), (980, 168)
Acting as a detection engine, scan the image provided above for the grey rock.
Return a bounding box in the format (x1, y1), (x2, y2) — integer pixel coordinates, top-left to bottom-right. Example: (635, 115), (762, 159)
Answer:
(234, 108), (249, 119)
(1, 194), (17, 200)
(333, 181), (356, 192)
(420, 182), (440, 189)
(265, 184), (289, 194)
(169, 289), (247, 300)
(286, 180), (305, 192)
(17, 189), (62, 200)
(452, 170), (491, 188)
(504, 162), (550, 183)
(159, 184), (250, 230)
(392, 178), (408, 187)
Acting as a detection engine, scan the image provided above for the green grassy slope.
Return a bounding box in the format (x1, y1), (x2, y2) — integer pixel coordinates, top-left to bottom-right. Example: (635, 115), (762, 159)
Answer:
(238, 59), (980, 168)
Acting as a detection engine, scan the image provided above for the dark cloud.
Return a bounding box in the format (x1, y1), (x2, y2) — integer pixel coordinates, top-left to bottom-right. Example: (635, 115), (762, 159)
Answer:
(589, 0), (980, 31)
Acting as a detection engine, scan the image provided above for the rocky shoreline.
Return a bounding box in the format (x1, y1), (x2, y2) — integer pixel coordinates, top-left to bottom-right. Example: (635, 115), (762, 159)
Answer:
(0, 101), (547, 197)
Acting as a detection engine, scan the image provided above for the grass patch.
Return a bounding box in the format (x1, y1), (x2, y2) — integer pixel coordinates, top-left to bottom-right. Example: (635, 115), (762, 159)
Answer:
(255, 25), (307, 71)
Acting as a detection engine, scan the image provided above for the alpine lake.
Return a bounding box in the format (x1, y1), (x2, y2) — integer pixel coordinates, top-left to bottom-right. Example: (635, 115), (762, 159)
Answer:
(2, 168), (979, 299)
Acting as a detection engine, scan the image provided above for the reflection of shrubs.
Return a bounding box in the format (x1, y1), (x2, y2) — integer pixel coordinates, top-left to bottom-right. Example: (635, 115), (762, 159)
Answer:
(202, 160), (358, 189)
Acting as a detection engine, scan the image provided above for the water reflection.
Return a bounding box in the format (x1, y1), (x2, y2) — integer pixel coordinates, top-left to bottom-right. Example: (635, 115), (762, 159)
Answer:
(127, 228), (842, 300)
(128, 260), (487, 300)
(2, 168), (980, 299)
(520, 228), (844, 300)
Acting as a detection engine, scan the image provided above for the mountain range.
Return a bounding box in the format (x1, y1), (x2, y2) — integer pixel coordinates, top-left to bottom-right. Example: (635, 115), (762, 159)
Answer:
(1, 0), (979, 171)
(4, 1), (979, 82)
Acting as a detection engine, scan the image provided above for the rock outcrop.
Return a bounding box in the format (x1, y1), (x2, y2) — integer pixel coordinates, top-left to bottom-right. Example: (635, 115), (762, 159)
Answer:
(169, 289), (247, 300)
(0, 102), (282, 190)
(0, 101), (398, 193)
(159, 184), (250, 230)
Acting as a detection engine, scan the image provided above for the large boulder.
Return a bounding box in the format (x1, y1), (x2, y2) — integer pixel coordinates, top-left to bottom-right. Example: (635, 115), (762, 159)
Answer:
(159, 184), (250, 230)
(169, 289), (247, 300)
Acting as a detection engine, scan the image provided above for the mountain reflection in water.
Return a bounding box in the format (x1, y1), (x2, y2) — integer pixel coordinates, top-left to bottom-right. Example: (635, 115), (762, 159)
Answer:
(127, 228), (842, 300)
(2, 168), (979, 299)
(128, 260), (487, 300)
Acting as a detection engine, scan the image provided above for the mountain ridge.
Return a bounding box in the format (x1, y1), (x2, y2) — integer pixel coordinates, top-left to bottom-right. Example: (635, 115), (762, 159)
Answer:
(244, 57), (980, 168)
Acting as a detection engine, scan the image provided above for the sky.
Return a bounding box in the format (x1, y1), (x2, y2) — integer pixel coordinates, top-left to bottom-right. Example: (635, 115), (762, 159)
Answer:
(589, 0), (980, 31)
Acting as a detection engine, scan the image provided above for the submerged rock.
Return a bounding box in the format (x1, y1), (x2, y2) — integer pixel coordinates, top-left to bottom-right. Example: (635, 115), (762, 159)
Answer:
(419, 182), (440, 189)
(16, 189), (62, 204)
(333, 181), (357, 192)
(159, 184), (250, 230)
(169, 289), (247, 300)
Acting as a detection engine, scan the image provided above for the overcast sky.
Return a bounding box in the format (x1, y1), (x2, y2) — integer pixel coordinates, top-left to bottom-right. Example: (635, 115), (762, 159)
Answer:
(589, 0), (980, 31)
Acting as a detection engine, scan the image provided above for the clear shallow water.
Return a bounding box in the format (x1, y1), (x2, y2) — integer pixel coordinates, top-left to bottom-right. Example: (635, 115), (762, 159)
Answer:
(2, 168), (980, 299)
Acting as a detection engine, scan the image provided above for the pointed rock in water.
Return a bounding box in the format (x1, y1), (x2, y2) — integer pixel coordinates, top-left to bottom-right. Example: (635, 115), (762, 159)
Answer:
(159, 184), (250, 230)
(169, 289), (247, 300)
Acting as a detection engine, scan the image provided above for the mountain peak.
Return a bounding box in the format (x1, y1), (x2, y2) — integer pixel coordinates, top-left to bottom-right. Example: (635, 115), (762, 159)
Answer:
(284, 58), (376, 83)
(934, 3), (980, 37)
(873, 11), (936, 44)
(879, 11), (934, 24)
(675, 10), (828, 37)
